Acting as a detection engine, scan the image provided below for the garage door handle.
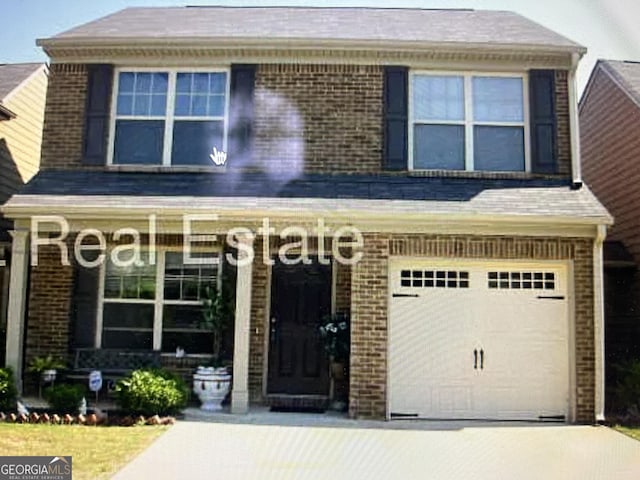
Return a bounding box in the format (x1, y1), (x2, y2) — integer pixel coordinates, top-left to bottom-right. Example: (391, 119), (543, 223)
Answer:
(473, 349), (478, 369)
(480, 349), (484, 370)
(537, 295), (565, 300)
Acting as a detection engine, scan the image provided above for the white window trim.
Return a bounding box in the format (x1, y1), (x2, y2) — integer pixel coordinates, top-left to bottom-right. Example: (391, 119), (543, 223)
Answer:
(107, 67), (231, 167)
(96, 248), (222, 351)
(408, 70), (531, 173)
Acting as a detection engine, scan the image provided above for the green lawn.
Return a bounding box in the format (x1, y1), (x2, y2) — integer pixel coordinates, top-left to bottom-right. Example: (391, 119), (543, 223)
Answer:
(614, 426), (640, 442)
(0, 424), (168, 480)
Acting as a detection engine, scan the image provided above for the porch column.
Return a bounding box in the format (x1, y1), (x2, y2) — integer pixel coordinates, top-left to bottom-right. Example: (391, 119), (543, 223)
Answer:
(231, 234), (254, 414)
(5, 230), (29, 393)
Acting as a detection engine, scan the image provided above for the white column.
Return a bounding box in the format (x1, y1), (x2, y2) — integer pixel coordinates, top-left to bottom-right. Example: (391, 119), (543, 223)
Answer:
(5, 230), (29, 393)
(594, 225), (607, 422)
(231, 234), (254, 414)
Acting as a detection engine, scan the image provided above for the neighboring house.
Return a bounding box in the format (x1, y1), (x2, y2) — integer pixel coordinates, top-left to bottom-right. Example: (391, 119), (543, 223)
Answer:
(0, 63), (48, 366)
(580, 59), (640, 407)
(1, 7), (611, 423)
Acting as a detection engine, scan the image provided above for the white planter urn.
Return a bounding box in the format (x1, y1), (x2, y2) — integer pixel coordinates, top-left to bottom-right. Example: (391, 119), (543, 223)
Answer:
(42, 369), (57, 383)
(193, 366), (231, 411)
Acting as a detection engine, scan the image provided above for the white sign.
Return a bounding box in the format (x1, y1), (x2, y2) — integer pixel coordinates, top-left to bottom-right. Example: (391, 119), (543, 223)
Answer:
(88, 370), (103, 392)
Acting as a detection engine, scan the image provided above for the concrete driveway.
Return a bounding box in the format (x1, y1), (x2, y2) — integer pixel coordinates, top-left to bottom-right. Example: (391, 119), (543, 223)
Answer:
(113, 412), (640, 480)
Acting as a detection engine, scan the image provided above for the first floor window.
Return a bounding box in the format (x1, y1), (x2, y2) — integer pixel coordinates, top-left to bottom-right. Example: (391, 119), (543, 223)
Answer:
(411, 73), (526, 172)
(112, 69), (228, 166)
(100, 250), (221, 353)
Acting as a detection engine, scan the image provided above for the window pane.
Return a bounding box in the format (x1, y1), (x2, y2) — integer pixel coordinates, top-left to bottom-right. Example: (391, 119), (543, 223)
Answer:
(171, 120), (224, 166)
(162, 305), (205, 330)
(473, 77), (523, 122)
(163, 251), (219, 301)
(174, 72), (227, 118)
(413, 124), (465, 170)
(102, 330), (153, 350)
(151, 73), (168, 93)
(117, 94), (133, 115)
(150, 94), (167, 116)
(104, 252), (156, 299)
(135, 73), (152, 93)
(113, 120), (165, 164)
(209, 74), (226, 94)
(161, 332), (214, 354)
(103, 303), (154, 329)
(474, 126), (525, 171)
(133, 94), (150, 116)
(191, 95), (207, 116)
(413, 75), (464, 121)
(119, 73), (135, 93)
(208, 96), (225, 117)
(175, 94), (190, 116)
(176, 73), (192, 93)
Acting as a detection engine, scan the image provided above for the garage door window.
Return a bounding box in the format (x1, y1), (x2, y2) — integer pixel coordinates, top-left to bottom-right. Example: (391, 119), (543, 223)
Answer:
(487, 271), (555, 290)
(401, 270), (469, 288)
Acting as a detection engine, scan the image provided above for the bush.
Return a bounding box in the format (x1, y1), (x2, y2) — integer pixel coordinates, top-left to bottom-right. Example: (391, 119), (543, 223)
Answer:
(44, 384), (86, 414)
(0, 368), (18, 412)
(614, 359), (640, 412)
(115, 369), (188, 416)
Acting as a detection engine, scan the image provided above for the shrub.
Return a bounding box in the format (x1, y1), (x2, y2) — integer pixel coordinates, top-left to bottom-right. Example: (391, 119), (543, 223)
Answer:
(115, 369), (188, 416)
(0, 368), (18, 412)
(614, 359), (640, 412)
(44, 384), (86, 414)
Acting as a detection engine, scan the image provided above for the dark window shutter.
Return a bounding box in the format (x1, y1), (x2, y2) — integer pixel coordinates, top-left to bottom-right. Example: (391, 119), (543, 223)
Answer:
(83, 64), (113, 166)
(529, 70), (557, 174)
(383, 66), (408, 171)
(229, 65), (256, 164)
(70, 254), (101, 349)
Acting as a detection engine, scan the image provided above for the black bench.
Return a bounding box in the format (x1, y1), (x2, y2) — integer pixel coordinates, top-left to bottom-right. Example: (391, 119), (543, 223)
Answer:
(67, 348), (162, 390)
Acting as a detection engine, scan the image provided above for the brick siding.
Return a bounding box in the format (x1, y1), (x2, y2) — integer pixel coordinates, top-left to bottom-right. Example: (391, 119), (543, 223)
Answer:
(555, 70), (572, 177)
(39, 63), (573, 178)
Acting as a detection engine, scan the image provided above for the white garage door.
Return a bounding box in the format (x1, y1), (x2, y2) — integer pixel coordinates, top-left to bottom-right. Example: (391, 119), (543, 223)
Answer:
(388, 259), (570, 421)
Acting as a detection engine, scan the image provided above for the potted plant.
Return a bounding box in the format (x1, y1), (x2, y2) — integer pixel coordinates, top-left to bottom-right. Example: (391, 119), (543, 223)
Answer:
(193, 283), (233, 411)
(27, 355), (66, 398)
(319, 312), (350, 380)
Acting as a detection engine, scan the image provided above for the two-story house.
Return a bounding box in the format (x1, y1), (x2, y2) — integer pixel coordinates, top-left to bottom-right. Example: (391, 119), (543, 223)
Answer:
(0, 62), (48, 365)
(580, 59), (640, 410)
(2, 7), (611, 423)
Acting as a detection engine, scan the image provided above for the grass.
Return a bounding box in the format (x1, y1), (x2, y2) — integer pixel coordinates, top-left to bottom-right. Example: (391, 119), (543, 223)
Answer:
(613, 426), (640, 442)
(0, 424), (168, 480)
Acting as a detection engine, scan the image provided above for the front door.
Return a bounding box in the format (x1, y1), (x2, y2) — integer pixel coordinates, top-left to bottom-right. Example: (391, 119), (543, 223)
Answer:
(267, 259), (332, 395)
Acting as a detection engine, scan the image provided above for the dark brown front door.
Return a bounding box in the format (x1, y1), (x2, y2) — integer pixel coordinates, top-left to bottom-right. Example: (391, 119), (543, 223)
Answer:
(267, 259), (331, 395)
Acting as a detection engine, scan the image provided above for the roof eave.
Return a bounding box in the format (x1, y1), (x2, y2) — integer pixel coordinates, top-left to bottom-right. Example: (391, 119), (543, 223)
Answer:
(36, 36), (586, 58)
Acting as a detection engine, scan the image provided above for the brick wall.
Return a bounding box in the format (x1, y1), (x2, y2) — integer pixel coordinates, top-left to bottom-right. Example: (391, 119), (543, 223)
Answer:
(348, 234), (595, 423)
(39, 63), (573, 177)
(25, 242), (75, 381)
(252, 64), (383, 174)
(555, 70), (572, 177)
(349, 233), (390, 419)
(40, 64), (88, 170)
(248, 237), (268, 402)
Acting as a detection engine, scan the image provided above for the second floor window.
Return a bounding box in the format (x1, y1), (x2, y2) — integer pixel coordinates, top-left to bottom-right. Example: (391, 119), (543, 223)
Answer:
(111, 69), (229, 166)
(410, 73), (528, 172)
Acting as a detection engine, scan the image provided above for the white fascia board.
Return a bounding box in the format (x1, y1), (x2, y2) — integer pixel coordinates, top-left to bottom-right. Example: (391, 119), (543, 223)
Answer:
(37, 36), (585, 56)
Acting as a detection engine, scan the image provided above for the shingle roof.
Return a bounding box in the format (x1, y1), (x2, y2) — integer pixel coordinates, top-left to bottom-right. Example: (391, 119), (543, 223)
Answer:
(0, 63), (44, 100)
(5, 171), (611, 224)
(42, 7), (583, 53)
(599, 60), (640, 107)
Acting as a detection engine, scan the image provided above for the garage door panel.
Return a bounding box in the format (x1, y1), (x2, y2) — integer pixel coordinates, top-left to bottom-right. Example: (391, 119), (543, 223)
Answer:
(389, 259), (569, 420)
